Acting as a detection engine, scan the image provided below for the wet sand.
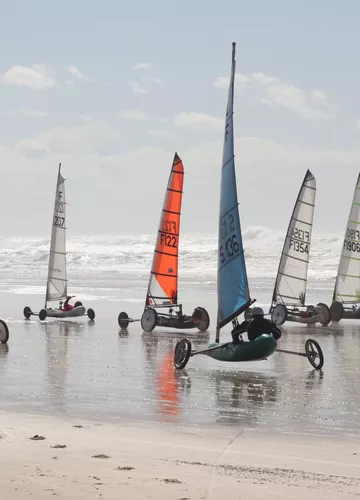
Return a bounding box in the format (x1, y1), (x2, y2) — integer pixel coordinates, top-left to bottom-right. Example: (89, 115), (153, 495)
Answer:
(2, 410), (360, 499)
(1, 284), (360, 436)
(1, 279), (360, 498)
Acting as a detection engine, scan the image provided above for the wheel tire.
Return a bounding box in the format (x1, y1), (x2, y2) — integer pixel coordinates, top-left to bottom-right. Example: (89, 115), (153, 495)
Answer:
(316, 302), (331, 326)
(74, 301), (83, 308)
(0, 319), (9, 344)
(23, 306), (32, 319)
(87, 308), (95, 321)
(174, 339), (192, 369)
(141, 308), (157, 332)
(39, 309), (47, 321)
(192, 307), (210, 332)
(305, 339), (324, 370)
(118, 311), (130, 329)
(271, 304), (287, 326)
(330, 301), (344, 323)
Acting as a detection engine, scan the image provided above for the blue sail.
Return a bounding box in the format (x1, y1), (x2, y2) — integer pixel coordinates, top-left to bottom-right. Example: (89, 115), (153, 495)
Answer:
(217, 43), (252, 333)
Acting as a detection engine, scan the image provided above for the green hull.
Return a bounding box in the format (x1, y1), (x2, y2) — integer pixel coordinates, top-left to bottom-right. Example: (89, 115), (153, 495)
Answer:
(206, 334), (277, 362)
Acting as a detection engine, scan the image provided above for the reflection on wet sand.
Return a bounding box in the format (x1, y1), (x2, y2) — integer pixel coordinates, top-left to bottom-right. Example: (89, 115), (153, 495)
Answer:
(213, 370), (279, 425)
(156, 351), (179, 417)
(42, 321), (83, 412)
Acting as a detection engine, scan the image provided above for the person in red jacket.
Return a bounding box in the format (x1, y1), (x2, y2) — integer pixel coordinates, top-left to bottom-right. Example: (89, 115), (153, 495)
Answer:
(63, 295), (75, 311)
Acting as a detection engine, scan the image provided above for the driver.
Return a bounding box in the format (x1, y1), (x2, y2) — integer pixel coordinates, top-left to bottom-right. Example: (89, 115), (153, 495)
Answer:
(63, 295), (75, 311)
(231, 307), (281, 343)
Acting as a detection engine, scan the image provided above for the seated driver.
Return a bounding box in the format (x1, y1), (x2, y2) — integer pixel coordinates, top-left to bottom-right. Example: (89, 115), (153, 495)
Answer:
(63, 295), (75, 311)
(231, 307), (281, 343)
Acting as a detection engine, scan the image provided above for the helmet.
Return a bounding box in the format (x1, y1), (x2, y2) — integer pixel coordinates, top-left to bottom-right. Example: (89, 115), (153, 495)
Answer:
(252, 307), (264, 317)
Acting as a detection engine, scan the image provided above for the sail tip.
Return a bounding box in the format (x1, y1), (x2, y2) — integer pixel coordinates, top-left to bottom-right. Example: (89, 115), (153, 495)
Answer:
(232, 42), (236, 60)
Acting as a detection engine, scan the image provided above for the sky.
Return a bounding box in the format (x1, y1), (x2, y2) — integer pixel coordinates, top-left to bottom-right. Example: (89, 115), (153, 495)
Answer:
(1, 0), (360, 237)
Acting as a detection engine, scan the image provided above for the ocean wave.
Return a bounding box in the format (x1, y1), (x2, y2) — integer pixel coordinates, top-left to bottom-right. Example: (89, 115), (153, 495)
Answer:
(0, 227), (343, 281)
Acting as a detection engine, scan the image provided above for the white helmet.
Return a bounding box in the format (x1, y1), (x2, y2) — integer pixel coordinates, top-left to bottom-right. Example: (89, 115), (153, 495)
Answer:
(252, 307), (264, 317)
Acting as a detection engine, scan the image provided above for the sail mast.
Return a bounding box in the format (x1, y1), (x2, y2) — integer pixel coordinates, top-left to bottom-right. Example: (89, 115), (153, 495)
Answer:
(216, 42), (252, 342)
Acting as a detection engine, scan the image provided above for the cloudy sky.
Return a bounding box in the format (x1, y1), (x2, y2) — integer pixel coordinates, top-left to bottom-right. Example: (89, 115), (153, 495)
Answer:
(1, 0), (360, 237)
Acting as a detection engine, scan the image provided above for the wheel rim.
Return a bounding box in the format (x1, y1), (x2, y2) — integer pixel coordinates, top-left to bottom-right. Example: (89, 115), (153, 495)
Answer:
(305, 339), (324, 369)
(317, 303), (331, 325)
(175, 340), (190, 368)
(141, 308), (156, 331)
(272, 304), (287, 326)
(118, 312), (129, 328)
(193, 307), (210, 331)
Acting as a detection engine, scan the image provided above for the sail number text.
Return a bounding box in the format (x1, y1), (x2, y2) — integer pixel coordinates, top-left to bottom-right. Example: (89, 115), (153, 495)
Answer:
(289, 227), (309, 254)
(344, 228), (360, 252)
(159, 219), (177, 248)
(161, 220), (177, 233)
(343, 240), (360, 253)
(220, 213), (240, 265)
(160, 233), (177, 248)
(54, 216), (65, 227)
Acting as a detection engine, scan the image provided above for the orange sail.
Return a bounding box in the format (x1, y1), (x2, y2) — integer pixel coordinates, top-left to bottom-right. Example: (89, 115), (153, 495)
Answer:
(146, 153), (184, 306)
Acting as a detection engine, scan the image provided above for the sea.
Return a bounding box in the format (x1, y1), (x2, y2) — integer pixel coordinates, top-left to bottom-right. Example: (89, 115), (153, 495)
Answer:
(1, 228), (360, 438)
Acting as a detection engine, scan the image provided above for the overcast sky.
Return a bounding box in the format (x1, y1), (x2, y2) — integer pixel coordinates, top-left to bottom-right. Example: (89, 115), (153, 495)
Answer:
(1, 0), (360, 237)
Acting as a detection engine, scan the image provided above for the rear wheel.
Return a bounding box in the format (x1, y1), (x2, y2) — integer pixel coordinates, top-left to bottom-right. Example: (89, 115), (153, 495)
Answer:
(271, 304), (287, 326)
(174, 339), (192, 369)
(316, 303), (331, 326)
(305, 339), (324, 370)
(330, 301), (344, 322)
(23, 306), (32, 319)
(39, 309), (47, 321)
(0, 320), (9, 344)
(192, 307), (210, 332)
(118, 311), (130, 329)
(141, 308), (157, 332)
(74, 301), (83, 308)
(87, 308), (95, 321)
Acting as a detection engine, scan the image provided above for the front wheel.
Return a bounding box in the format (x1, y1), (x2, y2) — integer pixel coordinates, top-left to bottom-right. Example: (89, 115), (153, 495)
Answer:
(118, 312), (130, 329)
(141, 308), (157, 332)
(174, 339), (192, 369)
(271, 304), (287, 326)
(87, 308), (95, 321)
(330, 301), (344, 323)
(39, 309), (47, 321)
(305, 339), (324, 370)
(23, 306), (32, 319)
(0, 320), (9, 344)
(192, 307), (210, 332)
(316, 303), (331, 326)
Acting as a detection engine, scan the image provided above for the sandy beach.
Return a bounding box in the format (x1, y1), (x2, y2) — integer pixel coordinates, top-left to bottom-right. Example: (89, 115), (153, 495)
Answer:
(1, 410), (360, 499)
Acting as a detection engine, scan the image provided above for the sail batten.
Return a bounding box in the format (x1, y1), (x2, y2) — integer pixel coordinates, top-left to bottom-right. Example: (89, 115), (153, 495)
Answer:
(217, 42), (251, 337)
(333, 174), (360, 303)
(146, 153), (184, 307)
(271, 170), (316, 308)
(45, 164), (68, 304)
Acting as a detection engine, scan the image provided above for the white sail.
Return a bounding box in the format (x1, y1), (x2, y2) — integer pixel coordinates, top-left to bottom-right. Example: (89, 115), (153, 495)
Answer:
(272, 170), (316, 307)
(333, 174), (360, 303)
(45, 164), (67, 304)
